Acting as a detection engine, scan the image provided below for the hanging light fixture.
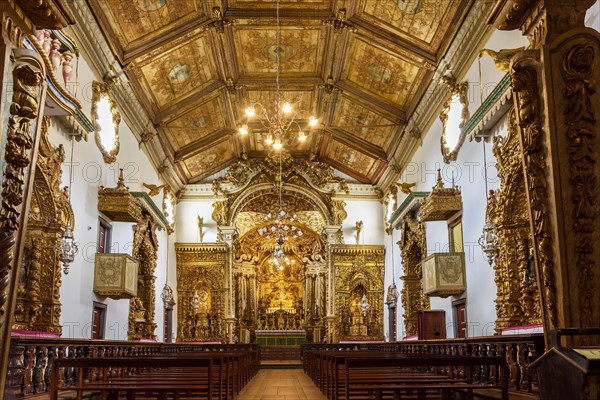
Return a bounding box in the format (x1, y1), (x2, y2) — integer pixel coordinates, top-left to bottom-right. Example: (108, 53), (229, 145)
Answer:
(386, 228), (399, 306)
(238, 0), (318, 150)
(57, 135), (79, 274)
(160, 233), (175, 305)
(476, 55), (499, 265)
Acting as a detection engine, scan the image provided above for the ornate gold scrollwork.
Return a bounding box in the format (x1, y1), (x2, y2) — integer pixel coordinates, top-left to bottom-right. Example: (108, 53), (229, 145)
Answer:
(419, 170), (462, 222)
(510, 56), (558, 329)
(176, 244), (228, 342)
(399, 213), (429, 337)
(128, 213), (159, 340)
(13, 117), (74, 334)
(489, 109), (541, 332)
(332, 245), (385, 342)
(1, 50), (45, 335)
(91, 80), (121, 164)
(440, 75), (469, 164)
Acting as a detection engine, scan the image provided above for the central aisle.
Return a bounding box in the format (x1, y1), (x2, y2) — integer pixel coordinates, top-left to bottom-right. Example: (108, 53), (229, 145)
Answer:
(237, 368), (327, 399)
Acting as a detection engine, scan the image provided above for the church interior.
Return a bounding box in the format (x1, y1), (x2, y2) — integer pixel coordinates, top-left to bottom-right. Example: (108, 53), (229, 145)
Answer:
(1, 0), (600, 399)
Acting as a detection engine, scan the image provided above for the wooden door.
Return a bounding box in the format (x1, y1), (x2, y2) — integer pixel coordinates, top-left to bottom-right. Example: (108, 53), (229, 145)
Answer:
(92, 303), (106, 339)
(98, 222), (108, 253)
(454, 302), (467, 338)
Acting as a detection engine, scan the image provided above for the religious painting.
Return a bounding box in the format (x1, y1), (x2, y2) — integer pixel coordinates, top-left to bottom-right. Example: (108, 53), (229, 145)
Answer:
(325, 139), (377, 178)
(345, 38), (424, 108)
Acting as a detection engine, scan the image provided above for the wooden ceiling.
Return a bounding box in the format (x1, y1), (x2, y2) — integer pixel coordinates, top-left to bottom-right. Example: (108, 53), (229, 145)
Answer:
(88, 0), (471, 184)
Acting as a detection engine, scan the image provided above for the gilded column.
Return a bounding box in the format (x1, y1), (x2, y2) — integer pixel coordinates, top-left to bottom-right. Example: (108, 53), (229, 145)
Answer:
(323, 225), (341, 342)
(489, 0), (600, 345)
(220, 226), (237, 343)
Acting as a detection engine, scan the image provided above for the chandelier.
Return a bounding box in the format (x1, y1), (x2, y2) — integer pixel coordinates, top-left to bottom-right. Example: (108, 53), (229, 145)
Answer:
(57, 135), (79, 274)
(476, 56), (499, 266)
(237, 0), (318, 150)
(161, 233), (175, 305)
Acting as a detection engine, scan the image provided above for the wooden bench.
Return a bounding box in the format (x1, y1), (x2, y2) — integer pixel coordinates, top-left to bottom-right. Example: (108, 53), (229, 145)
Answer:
(50, 355), (241, 400)
(343, 355), (508, 400)
(304, 350), (508, 400)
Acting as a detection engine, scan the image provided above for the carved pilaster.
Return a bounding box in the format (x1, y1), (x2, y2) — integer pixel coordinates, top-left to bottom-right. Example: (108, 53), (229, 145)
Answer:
(399, 212), (429, 337)
(491, 0), (600, 347)
(128, 213), (159, 340)
(0, 48), (47, 396)
(490, 109), (541, 332)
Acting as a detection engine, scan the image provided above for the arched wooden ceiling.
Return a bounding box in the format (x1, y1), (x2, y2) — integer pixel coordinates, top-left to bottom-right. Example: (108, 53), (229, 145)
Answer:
(88, 0), (471, 184)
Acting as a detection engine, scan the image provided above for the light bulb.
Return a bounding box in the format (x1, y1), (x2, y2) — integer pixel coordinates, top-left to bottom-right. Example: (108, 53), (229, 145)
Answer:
(273, 139), (283, 150)
(239, 124), (249, 135)
(309, 116), (318, 127)
(298, 131), (307, 141)
(245, 106), (255, 117)
(282, 102), (292, 113)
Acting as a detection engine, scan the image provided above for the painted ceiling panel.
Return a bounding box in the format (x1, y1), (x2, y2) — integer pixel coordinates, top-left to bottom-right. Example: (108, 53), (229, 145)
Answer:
(323, 138), (381, 182)
(357, 0), (465, 54)
(330, 95), (398, 150)
(130, 30), (218, 112)
(92, 0), (201, 52)
(234, 25), (324, 76)
(163, 95), (228, 151)
(344, 38), (424, 108)
(182, 139), (236, 179)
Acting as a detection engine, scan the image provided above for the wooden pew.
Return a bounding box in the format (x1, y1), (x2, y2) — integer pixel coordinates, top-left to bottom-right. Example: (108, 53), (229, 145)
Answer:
(343, 355), (508, 400)
(304, 350), (508, 400)
(50, 355), (231, 400)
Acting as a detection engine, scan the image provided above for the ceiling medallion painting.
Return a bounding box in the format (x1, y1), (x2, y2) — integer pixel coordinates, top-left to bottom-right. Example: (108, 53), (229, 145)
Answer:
(235, 26), (323, 75)
(129, 29), (218, 112)
(182, 139), (235, 180)
(345, 38), (423, 108)
(324, 139), (384, 183)
(163, 94), (227, 151)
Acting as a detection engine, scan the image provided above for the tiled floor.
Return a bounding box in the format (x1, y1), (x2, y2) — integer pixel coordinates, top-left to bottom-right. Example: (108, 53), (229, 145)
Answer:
(236, 368), (326, 400)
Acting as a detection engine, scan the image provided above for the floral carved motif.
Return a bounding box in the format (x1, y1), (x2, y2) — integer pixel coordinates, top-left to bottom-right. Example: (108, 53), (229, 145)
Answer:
(561, 43), (597, 328)
(0, 52), (44, 336)
(511, 57), (558, 329)
(399, 212), (429, 337)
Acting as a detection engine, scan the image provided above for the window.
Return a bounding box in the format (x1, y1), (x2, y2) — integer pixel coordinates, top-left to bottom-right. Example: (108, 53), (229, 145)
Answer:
(448, 213), (463, 253)
(98, 217), (112, 253)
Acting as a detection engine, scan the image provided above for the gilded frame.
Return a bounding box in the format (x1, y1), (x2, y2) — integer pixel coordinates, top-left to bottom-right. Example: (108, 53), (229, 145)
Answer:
(440, 79), (469, 164)
(91, 80), (121, 164)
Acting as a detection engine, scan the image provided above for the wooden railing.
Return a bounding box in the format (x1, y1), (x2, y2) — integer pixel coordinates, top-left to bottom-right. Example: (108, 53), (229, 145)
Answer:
(302, 334), (544, 398)
(4, 337), (260, 399)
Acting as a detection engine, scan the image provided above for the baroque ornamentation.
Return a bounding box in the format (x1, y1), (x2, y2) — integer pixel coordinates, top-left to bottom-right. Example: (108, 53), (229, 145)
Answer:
(440, 75), (469, 163)
(91, 80), (121, 164)
(561, 43), (597, 328)
(399, 212), (429, 337)
(419, 170), (462, 221)
(128, 212), (159, 340)
(510, 55), (558, 329)
(13, 117), (74, 334)
(489, 109), (541, 332)
(0, 51), (45, 336)
(332, 245), (385, 342)
(176, 244), (228, 342)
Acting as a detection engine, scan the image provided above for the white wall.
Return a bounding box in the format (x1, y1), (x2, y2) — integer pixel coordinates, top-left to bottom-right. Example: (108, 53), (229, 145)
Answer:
(50, 51), (172, 341)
